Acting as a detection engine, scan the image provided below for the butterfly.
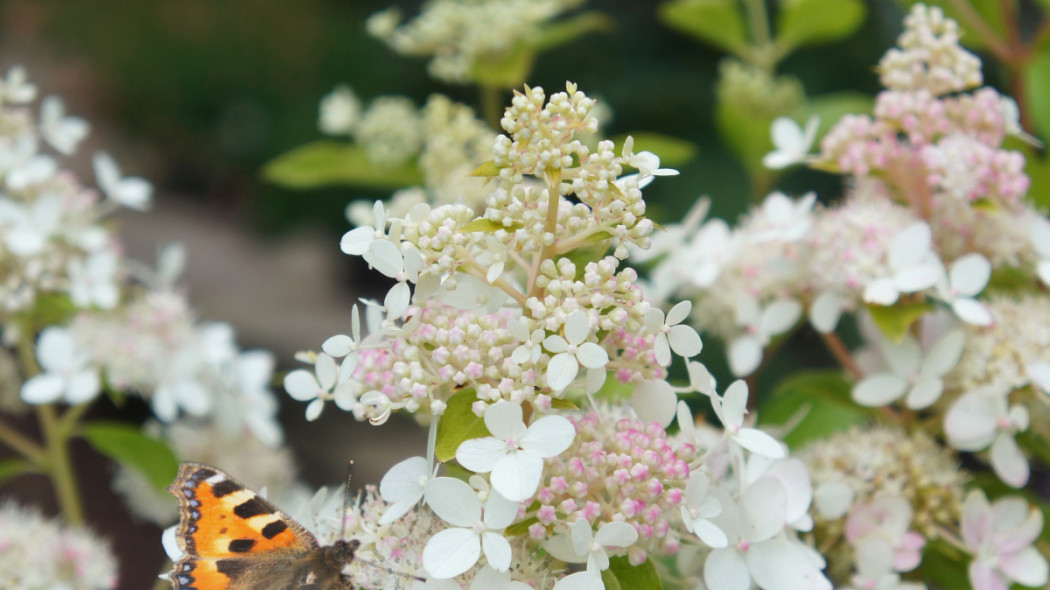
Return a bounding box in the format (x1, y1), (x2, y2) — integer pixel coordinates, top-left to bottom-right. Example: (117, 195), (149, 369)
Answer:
(167, 462), (360, 590)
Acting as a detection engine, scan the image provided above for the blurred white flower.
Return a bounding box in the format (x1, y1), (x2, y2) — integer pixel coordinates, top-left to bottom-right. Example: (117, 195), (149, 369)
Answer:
(944, 385), (1030, 487)
(711, 381), (785, 459)
(728, 297), (801, 377)
(0, 65), (36, 103)
(40, 95), (89, 155)
(934, 253), (992, 325)
(763, 116), (818, 169)
(863, 222), (942, 305)
(852, 330), (965, 409)
(20, 327), (100, 405)
(961, 490), (1047, 590)
(319, 85), (361, 135)
(93, 151), (153, 211)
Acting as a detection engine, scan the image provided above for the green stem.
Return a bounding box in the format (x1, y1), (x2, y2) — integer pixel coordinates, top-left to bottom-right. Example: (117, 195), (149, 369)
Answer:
(741, 0), (775, 71)
(38, 404), (85, 526)
(0, 418), (47, 465)
(480, 85), (503, 130)
(945, 0), (1012, 62)
(528, 171), (564, 300)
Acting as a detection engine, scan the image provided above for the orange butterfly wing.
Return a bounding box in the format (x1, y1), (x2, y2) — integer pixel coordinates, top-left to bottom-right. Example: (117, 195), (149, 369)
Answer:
(168, 462), (318, 590)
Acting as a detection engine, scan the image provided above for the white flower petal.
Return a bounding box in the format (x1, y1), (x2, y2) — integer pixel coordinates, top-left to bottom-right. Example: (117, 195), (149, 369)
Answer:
(889, 223), (932, 271)
(575, 342), (609, 369)
(425, 477), (481, 527)
(704, 548), (751, 590)
(760, 300), (802, 336)
(520, 415), (576, 457)
(385, 281), (411, 320)
(456, 437), (509, 474)
(720, 381), (749, 428)
(742, 478), (788, 542)
(379, 456), (428, 504)
(945, 390), (999, 451)
(546, 352), (579, 391)
(953, 298), (994, 326)
(423, 527), (481, 579)
(950, 253), (991, 296)
(340, 226), (376, 255)
(1038, 260), (1050, 287)
(653, 333), (671, 367)
(284, 370), (319, 401)
(595, 521), (638, 548)
(484, 401), (526, 441)
(748, 537), (832, 590)
(632, 380), (678, 428)
(905, 378), (943, 410)
(1000, 547), (1049, 587)
(728, 336), (762, 377)
(490, 450), (543, 502)
(863, 279), (899, 305)
(364, 239), (404, 278)
(315, 354), (338, 391)
(668, 324), (703, 358)
(553, 571), (604, 590)
(735, 428), (786, 459)
(563, 310), (590, 345)
(809, 292), (844, 334)
(921, 330), (966, 377)
(481, 531), (512, 572)
(813, 482), (854, 520)
(991, 433), (1029, 488)
(36, 327), (74, 372)
(20, 374), (64, 404)
(483, 490), (520, 529)
(666, 300), (692, 326)
(305, 398), (325, 421)
(852, 374), (908, 407)
(543, 335), (569, 354)
(65, 371), (100, 404)
(322, 335), (353, 358)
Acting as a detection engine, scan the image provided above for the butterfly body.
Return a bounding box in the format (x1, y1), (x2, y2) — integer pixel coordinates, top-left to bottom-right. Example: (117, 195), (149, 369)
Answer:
(168, 462), (359, 590)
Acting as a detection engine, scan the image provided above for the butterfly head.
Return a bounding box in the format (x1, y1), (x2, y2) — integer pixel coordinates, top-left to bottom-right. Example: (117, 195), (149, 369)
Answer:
(323, 538), (361, 572)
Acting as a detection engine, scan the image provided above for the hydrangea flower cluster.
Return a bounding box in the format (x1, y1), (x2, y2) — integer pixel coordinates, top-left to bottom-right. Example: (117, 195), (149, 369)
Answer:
(283, 82), (830, 589)
(641, 6), (1050, 589)
(0, 501), (119, 590)
(367, 0), (586, 84)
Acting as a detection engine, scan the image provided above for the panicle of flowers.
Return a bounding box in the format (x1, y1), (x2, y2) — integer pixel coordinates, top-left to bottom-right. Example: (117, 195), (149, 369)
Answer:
(367, 0), (585, 84)
(0, 501), (119, 590)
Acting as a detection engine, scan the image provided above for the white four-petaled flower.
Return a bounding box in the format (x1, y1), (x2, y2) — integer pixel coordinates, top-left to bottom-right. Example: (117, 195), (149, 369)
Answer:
(763, 116), (819, 169)
(456, 401), (575, 502)
(711, 381), (785, 459)
(20, 327), (100, 405)
(961, 490), (1048, 590)
(863, 222), (942, 305)
(852, 330), (965, 410)
(934, 253), (992, 326)
(645, 300), (703, 367)
(93, 152), (153, 211)
(543, 310), (609, 392)
(422, 477), (518, 579)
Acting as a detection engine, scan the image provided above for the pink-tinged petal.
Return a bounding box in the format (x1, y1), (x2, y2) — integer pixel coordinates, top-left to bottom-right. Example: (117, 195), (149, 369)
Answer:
(853, 374), (909, 407)
(953, 298), (994, 326)
(632, 380), (678, 428)
(364, 239), (403, 278)
(961, 490), (992, 548)
(950, 253), (991, 296)
(66, 370), (100, 404)
(945, 391), (999, 451)
(905, 378), (943, 410)
(425, 477), (481, 527)
(667, 300), (693, 326)
(379, 456), (427, 504)
(595, 521), (638, 548)
(575, 342), (609, 369)
(921, 330), (965, 377)
(668, 324), (703, 358)
(735, 428), (786, 459)
(892, 532), (925, 571)
(809, 292), (844, 334)
(521, 415), (575, 458)
(998, 503), (1043, 553)
(481, 531), (512, 572)
(705, 549), (750, 590)
(490, 450), (544, 502)
(340, 226), (376, 255)
(423, 527), (481, 579)
(456, 437), (508, 474)
(991, 433), (1029, 487)
(889, 223), (932, 271)
(728, 336), (762, 377)
(999, 547), (1049, 587)
(483, 401), (526, 441)
(546, 353), (579, 391)
(563, 310), (590, 346)
(315, 354), (338, 391)
(721, 381), (750, 428)
(742, 477), (788, 542)
(969, 560), (1008, 590)
(20, 374), (64, 404)
(553, 570), (604, 590)
(283, 370), (318, 401)
(748, 537), (833, 590)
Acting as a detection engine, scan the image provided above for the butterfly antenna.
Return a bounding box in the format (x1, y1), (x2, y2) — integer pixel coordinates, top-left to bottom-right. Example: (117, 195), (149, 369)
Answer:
(340, 460), (354, 542)
(355, 558), (426, 583)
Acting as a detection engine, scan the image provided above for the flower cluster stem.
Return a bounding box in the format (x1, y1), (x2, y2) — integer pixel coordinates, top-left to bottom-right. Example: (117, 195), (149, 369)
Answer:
(0, 418), (46, 464)
(38, 403), (86, 526)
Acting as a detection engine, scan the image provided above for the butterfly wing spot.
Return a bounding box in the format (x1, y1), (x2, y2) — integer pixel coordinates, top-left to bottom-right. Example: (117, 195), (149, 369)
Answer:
(262, 520), (288, 539)
(210, 479), (241, 498)
(232, 498), (273, 519)
(228, 539), (256, 553)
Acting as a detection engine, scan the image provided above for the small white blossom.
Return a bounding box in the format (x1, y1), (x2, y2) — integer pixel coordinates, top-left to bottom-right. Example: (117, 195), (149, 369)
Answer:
(863, 222), (943, 305)
(728, 297), (801, 377)
(20, 327), (100, 405)
(0, 65), (36, 104)
(68, 250), (121, 310)
(852, 330), (965, 409)
(548, 519), (639, 590)
(319, 85), (361, 135)
(763, 116), (819, 169)
(40, 95), (89, 155)
(543, 310), (609, 392)
(93, 151), (153, 211)
(961, 490), (1048, 590)
(681, 472), (728, 548)
(945, 385), (1030, 487)
(456, 401), (575, 502)
(284, 353), (345, 421)
(935, 253), (992, 325)
(645, 300), (703, 367)
(711, 381), (785, 459)
(1029, 218), (1050, 287)
(422, 477), (518, 578)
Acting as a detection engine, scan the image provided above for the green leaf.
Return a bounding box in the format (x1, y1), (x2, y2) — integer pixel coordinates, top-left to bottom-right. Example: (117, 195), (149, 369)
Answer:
(915, 539), (972, 590)
(777, 0), (866, 51)
(263, 141), (423, 190)
(601, 569), (624, 590)
(460, 218), (509, 233)
(715, 96), (778, 175)
(549, 398), (579, 410)
(866, 301), (934, 343)
(1025, 51), (1050, 142)
(987, 265), (1038, 295)
(17, 292), (77, 332)
(471, 160), (500, 177)
(471, 43), (535, 89)
(614, 132), (699, 167)
(758, 370), (871, 447)
(558, 241), (610, 278)
(435, 388), (490, 463)
(658, 0), (747, 55)
(0, 458), (37, 485)
(504, 515), (539, 537)
(81, 422), (178, 492)
(1023, 148), (1050, 210)
(607, 556), (662, 590)
(533, 12), (615, 52)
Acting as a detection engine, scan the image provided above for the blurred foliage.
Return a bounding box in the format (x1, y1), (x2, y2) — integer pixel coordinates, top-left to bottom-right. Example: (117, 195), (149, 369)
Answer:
(1, 0), (902, 236)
